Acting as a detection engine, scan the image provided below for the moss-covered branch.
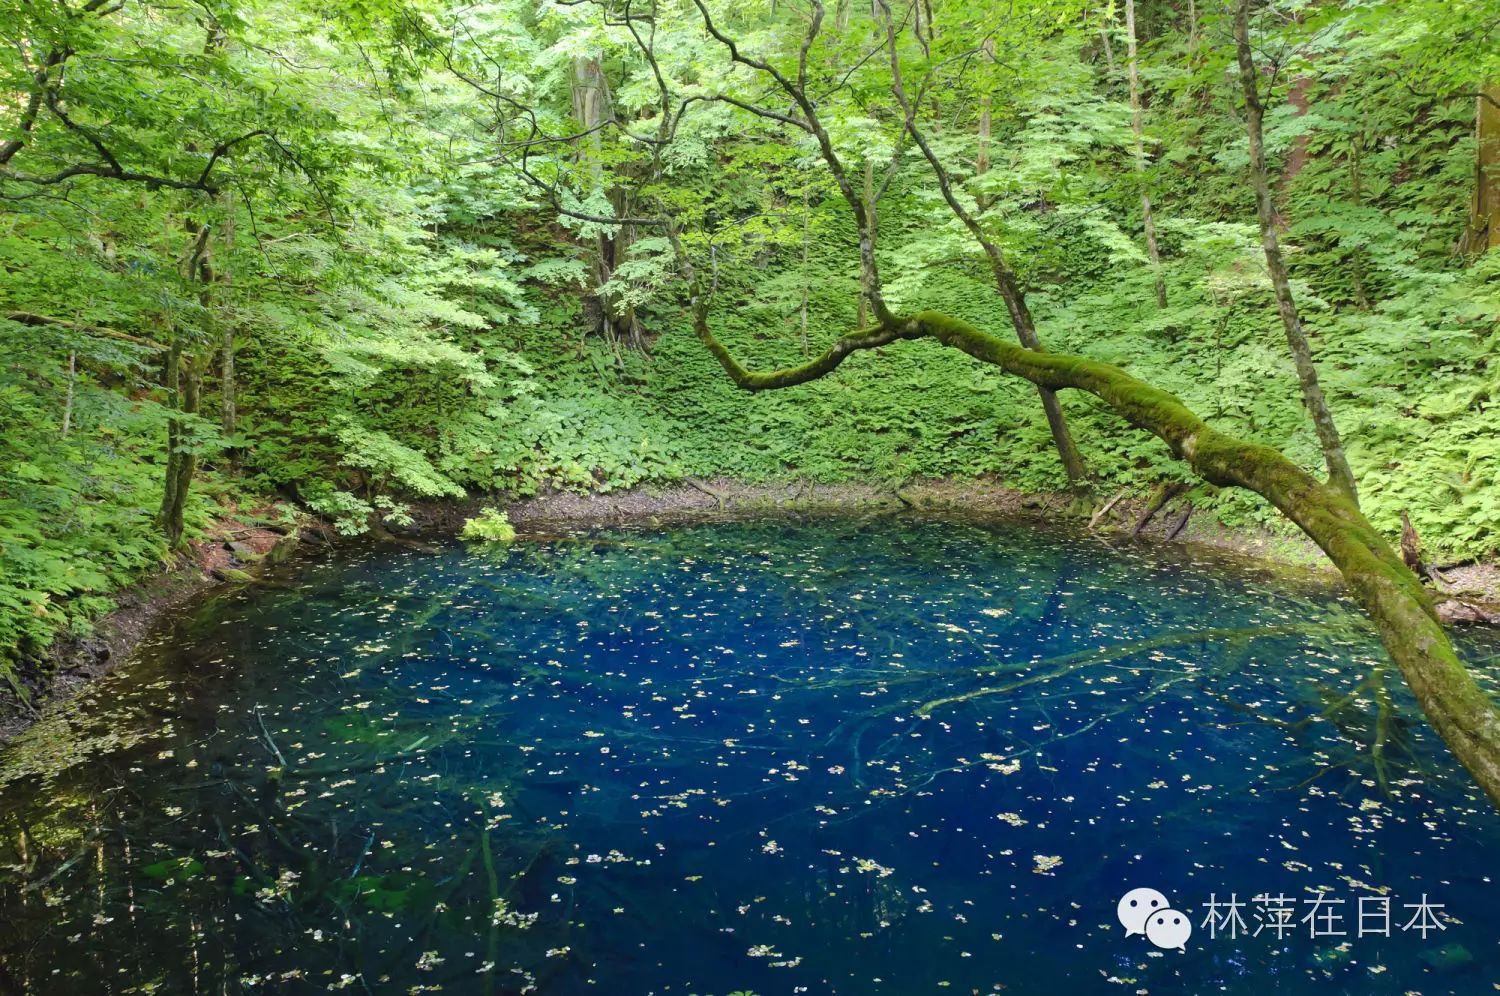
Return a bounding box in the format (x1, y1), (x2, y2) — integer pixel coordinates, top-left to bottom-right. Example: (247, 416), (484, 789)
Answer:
(693, 307), (1500, 808)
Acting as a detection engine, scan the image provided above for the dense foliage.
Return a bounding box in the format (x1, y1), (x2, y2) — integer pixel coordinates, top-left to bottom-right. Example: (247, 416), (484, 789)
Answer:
(2, 0), (1498, 691)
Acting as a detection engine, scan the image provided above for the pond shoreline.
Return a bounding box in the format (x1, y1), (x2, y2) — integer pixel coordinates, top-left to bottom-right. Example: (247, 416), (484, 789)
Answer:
(0, 521), (302, 743)
(500, 477), (1332, 566)
(7, 475), (1493, 747)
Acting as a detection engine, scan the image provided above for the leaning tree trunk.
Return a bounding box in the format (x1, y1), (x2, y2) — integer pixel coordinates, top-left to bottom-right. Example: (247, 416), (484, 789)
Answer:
(690, 301), (1500, 809)
(1124, 0), (1166, 308)
(1234, 1), (1360, 508)
(888, 42), (1092, 497)
(1460, 84), (1500, 255)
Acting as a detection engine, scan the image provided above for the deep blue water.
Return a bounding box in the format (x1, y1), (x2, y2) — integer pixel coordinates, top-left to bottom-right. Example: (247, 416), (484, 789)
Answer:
(1, 516), (1499, 995)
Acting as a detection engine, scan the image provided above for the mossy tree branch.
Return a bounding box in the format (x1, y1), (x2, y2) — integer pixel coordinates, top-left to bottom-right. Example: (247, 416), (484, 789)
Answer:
(692, 304), (1500, 809)
(497, 0), (1500, 805)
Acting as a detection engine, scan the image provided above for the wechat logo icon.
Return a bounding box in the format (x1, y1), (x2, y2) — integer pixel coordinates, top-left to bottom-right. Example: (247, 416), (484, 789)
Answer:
(1118, 887), (1192, 952)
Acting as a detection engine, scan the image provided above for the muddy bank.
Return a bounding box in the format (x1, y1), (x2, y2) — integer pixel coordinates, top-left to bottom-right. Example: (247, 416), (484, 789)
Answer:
(7, 475), (1495, 745)
(0, 520), (303, 743)
(492, 477), (1500, 607)
(492, 476), (1329, 565)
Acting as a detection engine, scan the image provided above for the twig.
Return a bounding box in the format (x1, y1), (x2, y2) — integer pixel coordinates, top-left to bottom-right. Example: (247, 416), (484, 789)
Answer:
(255, 706), (287, 768)
(1131, 481), (1187, 536)
(1165, 502), (1194, 540)
(1088, 488), (1127, 529)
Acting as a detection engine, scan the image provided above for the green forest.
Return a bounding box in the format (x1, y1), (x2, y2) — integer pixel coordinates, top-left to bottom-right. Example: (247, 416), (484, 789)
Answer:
(7, 3), (1500, 990)
(2, 0), (1498, 697)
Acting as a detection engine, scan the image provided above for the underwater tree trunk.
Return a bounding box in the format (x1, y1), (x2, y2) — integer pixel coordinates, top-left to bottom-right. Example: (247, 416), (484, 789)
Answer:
(668, 0), (1500, 805)
(1125, 0), (1166, 308)
(1461, 84), (1500, 255)
(1235, 1), (1360, 508)
(690, 303), (1500, 809)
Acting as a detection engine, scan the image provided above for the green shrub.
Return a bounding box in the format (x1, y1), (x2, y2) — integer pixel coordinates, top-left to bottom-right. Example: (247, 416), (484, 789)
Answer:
(460, 508), (516, 544)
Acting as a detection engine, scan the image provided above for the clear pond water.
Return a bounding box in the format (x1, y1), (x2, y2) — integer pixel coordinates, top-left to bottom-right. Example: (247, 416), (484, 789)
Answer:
(2, 516), (1499, 995)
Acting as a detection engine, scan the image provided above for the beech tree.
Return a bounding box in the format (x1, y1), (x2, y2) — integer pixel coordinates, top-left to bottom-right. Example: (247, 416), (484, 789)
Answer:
(1233, 0), (1360, 508)
(472, 0), (1500, 805)
(5, 0), (1500, 810)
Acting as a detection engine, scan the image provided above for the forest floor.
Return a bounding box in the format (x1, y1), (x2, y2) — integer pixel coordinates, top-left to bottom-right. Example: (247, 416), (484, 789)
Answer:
(5, 477), (1495, 746)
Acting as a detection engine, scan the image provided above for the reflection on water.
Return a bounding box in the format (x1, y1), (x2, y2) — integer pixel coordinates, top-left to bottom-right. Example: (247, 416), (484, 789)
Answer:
(1, 516), (1498, 994)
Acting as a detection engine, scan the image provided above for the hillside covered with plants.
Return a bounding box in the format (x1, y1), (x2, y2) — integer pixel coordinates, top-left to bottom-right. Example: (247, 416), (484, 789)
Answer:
(2, 0), (1498, 690)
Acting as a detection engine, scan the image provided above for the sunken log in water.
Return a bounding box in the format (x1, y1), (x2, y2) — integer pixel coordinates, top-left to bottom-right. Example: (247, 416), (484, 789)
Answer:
(694, 305), (1500, 809)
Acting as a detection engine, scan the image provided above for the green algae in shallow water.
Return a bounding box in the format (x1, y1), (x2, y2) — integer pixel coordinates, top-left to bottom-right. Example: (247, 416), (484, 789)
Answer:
(0, 517), (1497, 994)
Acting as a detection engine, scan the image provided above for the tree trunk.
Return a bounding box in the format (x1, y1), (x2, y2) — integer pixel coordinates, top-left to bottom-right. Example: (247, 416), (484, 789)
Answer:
(1099, 15), (1115, 74)
(162, 355), (203, 548)
(857, 158), (876, 329)
(976, 96), (991, 175)
(992, 269), (1092, 494)
(573, 55), (645, 350)
(1348, 134), (1372, 309)
(976, 83), (992, 212)
(1125, 0), (1166, 308)
(971, 84), (1088, 487)
(220, 203), (238, 473)
(1234, 0), (1360, 508)
(157, 337), (185, 545)
(158, 221), (218, 547)
(885, 33), (1092, 496)
(1460, 85), (1500, 255)
(800, 193), (811, 357)
(60, 350), (75, 438)
(692, 304), (1500, 810)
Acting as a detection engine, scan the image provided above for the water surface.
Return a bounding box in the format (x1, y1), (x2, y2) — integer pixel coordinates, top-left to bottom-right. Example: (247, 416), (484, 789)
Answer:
(2, 516), (1498, 994)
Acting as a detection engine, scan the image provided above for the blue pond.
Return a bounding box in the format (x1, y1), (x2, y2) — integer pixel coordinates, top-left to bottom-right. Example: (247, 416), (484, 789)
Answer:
(2, 515), (1499, 994)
